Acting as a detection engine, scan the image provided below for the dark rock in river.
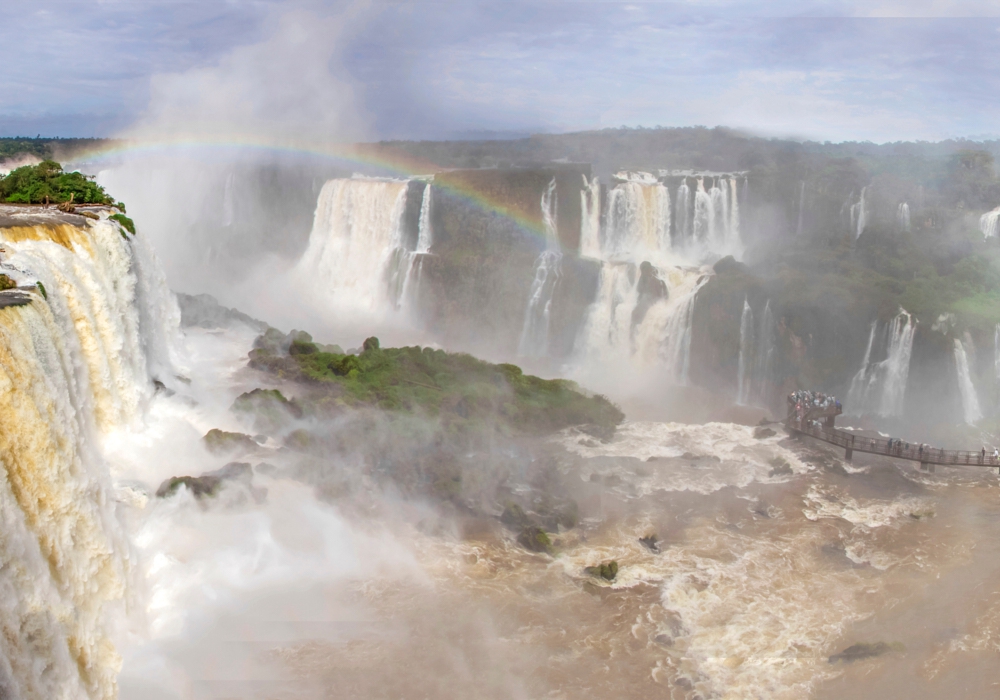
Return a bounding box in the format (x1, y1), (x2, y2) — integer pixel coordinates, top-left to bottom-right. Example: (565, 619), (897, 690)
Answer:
(517, 526), (554, 554)
(631, 261), (668, 328)
(639, 534), (660, 552)
(584, 560), (619, 581)
(828, 641), (901, 664)
(753, 426), (776, 439)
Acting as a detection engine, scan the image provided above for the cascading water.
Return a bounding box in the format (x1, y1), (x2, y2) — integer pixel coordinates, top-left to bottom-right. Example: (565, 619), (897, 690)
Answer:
(0, 214), (179, 700)
(579, 175), (602, 259)
(897, 202), (911, 231)
(604, 178), (671, 260)
(297, 177), (409, 315)
(980, 206), (1000, 240)
(850, 187), (868, 239)
(674, 178), (692, 243)
(518, 179), (562, 357)
(751, 301), (776, 408)
(954, 336), (983, 424)
(847, 309), (915, 417)
(400, 182), (434, 312)
(995, 323), (1000, 382)
(693, 178), (713, 246)
(736, 297), (754, 405)
(796, 181), (806, 236)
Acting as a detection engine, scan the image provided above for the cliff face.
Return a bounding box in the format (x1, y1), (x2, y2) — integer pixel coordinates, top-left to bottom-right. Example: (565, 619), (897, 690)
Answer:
(415, 165), (595, 358)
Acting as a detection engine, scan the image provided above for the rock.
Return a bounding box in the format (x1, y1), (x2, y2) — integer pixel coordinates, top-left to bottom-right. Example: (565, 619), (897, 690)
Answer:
(639, 534), (660, 552)
(584, 560), (619, 581)
(79, 211), (100, 220)
(517, 526), (554, 554)
(578, 423), (614, 443)
(362, 336), (380, 352)
(500, 503), (532, 530)
(0, 274), (15, 292)
(152, 379), (174, 397)
(631, 261), (669, 327)
(155, 462), (256, 500)
(202, 429), (258, 455)
(753, 426), (776, 439)
(231, 388), (303, 434)
(177, 293), (268, 331)
(768, 458), (794, 477)
(828, 642), (902, 664)
(712, 255), (748, 275)
(155, 475), (220, 499)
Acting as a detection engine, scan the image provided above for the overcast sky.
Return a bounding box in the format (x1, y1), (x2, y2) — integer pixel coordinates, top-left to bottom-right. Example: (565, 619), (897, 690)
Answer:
(3, 0), (1000, 143)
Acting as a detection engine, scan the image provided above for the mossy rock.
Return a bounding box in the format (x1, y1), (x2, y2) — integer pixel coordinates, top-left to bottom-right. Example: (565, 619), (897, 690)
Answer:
(202, 428), (258, 454)
(517, 526), (554, 554)
(289, 339), (319, 355)
(362, 336), (380, 352)
(584, 560), (619, 581)
(155, 475), (221, 499)
(828, 641), (903, 664)
(0, 274), (15, 292)
(500, 503), (532, 530)
(231, 388), (303, 434)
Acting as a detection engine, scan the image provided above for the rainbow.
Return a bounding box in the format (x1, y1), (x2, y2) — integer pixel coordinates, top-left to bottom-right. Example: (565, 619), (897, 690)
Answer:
(67, 134), (559, 240)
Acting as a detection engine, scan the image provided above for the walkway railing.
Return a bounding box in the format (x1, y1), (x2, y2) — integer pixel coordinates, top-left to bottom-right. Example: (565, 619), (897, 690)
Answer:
(788, 420), (998, 469)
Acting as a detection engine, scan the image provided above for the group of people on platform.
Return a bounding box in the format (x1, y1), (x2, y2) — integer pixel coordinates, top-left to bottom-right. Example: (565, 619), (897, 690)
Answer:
(787, 390), (841, 426)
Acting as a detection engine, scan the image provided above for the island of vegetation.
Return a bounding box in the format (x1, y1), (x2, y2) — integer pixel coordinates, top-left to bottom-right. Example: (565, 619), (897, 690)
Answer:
(248, 329), (624, 436)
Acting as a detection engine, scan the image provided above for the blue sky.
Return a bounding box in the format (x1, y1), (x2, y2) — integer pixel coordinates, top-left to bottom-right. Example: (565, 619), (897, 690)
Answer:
(3, 0), (1000, 142)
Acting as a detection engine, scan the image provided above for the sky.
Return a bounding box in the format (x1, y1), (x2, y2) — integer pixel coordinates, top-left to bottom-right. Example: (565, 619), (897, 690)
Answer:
(3, 0), (1000, 143)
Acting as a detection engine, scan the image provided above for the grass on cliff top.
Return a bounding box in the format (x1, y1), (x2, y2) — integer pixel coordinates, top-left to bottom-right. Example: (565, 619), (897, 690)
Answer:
(253, 334), (624, 435)
(0, 160), (118, 205)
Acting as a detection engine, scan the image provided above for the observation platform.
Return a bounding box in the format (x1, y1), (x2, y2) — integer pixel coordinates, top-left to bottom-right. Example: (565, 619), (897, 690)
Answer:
(785, 391), (996, 473)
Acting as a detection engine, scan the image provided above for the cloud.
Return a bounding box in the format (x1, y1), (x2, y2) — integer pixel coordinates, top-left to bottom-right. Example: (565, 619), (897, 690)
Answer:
(125, 4), (369, 145)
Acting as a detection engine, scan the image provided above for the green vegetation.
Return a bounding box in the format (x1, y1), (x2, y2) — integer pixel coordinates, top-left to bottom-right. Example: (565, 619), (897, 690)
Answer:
(249, 334), (624, 436)
(0, 160), (115, 205)
(584, 560), (619, 581)
(110, 213), (135, 236)
(0, 137), (111, 163)
(517, 526), (554, 554)
(0, 274), (15, 292)
(202, 428), (258, 454)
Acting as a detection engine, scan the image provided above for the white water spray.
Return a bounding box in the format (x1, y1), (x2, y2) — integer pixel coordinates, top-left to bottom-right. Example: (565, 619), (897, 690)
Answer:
(897, 202), (910, 231)
(847, 309), (915, 417)
(518, 179), (562, 357)
(736, 297), (753, 405)
(980, 206), (1000, 240)
(954, 336), (983, 424)
(579, 174), (601, 259)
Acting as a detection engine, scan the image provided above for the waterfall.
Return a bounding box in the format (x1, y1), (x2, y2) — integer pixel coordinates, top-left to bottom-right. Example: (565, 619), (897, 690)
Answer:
(675, 178), (691, 243)
(752, 301), (776, 408)
(297, 177), (410, 314)
(796, 182), (806, 236)
(995, 323), (1000, 382)
(580, 175), (602, 258)
(400, 183), (434, 311)
(0, 216), (178, 700)
(577, 263), (706, 382)
(850, 187), (868, 239)
(604, 179), (671, 260)
(897, 202), (910, 231)
(954, 337), (983, 424)
(847, 309), (915, 417)
(980, 206), (1000, 240)
(518, 179), (562, 357)
(693, 178), (713, 245)
(736, 297), (754, 405)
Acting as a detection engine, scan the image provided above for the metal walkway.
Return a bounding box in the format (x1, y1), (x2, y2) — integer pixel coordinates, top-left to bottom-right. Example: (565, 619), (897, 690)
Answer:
(787, 420), (997, 472)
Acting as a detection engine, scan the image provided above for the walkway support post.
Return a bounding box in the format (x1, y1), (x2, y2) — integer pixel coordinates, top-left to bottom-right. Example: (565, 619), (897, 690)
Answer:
(845, 447), (853, 462)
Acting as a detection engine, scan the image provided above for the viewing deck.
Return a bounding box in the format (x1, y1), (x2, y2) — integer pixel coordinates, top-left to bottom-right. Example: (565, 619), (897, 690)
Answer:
(786, 418), (998, 473)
